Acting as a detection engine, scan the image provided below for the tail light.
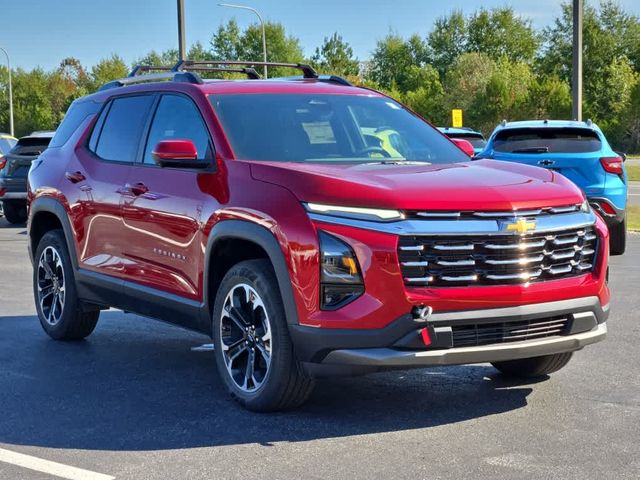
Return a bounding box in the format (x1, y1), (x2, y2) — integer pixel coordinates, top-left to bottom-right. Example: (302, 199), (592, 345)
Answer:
(0, 155), (5, 170)
(600, 156), (623, 175)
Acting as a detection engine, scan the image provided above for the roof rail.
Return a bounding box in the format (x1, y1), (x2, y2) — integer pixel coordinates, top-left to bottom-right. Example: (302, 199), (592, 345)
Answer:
(98, 71), (203, 91)
(173, 60), (260, 79)
(585, 118), (593, 126)
(98, 60), (322, 91)
(500, 119), (508, 127)
(270, 74), (352, 86)
(197, 60), (318, 79)
(128, 65), (176, 77)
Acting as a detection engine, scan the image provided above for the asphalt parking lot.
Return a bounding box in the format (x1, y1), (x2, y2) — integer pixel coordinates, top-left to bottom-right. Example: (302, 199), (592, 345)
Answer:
(0, 217), (639, 480)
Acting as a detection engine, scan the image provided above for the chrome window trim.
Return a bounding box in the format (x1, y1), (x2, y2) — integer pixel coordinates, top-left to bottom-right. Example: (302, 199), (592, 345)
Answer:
(308, 210), (597, 236)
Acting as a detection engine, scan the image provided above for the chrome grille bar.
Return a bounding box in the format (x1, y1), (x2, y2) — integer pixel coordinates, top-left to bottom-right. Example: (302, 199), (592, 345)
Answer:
(398, 225), (597, 287)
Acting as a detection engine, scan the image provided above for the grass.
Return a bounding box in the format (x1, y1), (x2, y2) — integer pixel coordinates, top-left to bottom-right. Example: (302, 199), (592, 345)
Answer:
(629, 206), (640, 232)
(627, 164), (640, 182)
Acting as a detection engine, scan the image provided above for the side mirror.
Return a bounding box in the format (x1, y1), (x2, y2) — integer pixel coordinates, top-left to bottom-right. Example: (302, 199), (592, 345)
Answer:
(450, 138), (475, 157)
(152, 140), (206, 168)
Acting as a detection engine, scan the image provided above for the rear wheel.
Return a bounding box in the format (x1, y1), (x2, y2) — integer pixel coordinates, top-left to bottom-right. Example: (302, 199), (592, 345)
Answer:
(492, 352), (573, 378)
(2, 200), (27, 224)
(212, 259), (314, 412)
(609, 218), (626, 256)
(33, 230), (99, 340)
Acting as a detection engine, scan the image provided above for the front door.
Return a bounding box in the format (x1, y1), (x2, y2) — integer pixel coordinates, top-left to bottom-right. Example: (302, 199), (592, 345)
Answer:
(119, 93), (217, 313)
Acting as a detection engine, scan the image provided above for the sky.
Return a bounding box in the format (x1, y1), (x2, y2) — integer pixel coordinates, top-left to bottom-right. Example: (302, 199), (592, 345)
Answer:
(2, 0), (640, 71)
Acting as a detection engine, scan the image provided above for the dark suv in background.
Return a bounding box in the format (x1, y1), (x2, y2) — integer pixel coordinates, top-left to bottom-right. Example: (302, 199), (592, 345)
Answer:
(0, 131), (54, 224)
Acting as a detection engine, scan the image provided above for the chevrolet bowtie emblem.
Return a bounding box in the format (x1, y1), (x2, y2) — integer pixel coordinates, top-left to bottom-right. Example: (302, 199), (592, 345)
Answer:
(505, 218), (536, 234)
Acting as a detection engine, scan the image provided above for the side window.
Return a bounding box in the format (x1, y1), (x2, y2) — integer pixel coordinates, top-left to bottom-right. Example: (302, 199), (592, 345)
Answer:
(91, 95), (155, 162)
(143, 95), (212, 165)
(49, 100), (102, 148)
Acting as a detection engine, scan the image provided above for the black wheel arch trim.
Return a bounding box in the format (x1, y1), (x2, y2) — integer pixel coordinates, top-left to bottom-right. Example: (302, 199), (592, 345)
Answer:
(28, 196), (79, 268)
(204, 219), (300, 327)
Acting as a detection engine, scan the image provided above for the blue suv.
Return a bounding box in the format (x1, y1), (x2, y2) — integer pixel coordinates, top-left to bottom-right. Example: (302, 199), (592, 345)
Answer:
(477, 120), (627, 255)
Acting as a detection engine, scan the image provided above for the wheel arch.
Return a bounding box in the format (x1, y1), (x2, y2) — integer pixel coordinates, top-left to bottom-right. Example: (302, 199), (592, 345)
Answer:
(204, 220), (300, 329)
(29, 197), (78, 268)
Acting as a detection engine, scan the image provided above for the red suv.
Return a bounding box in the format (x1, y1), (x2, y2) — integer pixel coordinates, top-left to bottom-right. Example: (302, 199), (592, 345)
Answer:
(28, 61), (609, 411)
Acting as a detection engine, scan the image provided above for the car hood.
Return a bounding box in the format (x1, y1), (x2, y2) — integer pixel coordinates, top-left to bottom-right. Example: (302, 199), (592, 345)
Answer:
(249, 159), (584, 211)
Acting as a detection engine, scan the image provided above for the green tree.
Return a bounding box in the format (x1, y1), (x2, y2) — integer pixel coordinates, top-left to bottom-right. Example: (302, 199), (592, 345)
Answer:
(469, 60), (535, 133)
(210, 19), (304, 77)
(523, 75), (572, 120)
(427, 11), (467, 78)
(310, 33), (359, 76)
(401, 65), (446, 123)
(89, 54), (128, 91)
(620, 81), (640, 151)
(442, 52), (497, 118)
(466, 7), (539, 64)
(368, 33), (428, 91)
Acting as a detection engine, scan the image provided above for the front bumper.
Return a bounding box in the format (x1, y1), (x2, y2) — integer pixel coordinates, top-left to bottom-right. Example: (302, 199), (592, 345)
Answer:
(291, 296), (608, 374)
(322, 323), (606, 368)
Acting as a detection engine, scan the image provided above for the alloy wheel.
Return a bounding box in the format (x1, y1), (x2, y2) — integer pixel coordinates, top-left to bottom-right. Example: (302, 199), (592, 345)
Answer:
(37, 246), (66, 326)
(220, 283), (272, 393)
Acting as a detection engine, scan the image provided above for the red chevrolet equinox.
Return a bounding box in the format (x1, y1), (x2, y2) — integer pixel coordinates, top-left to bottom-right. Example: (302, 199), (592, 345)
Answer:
(27, 61), (609, 411)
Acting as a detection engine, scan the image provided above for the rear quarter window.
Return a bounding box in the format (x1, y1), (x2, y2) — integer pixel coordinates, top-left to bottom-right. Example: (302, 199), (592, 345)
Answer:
(49, 100), (102, 148)
(493, 128), (602, 154)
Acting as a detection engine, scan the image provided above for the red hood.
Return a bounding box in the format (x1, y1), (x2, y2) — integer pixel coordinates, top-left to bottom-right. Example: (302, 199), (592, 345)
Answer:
(249, 159), (584, 211)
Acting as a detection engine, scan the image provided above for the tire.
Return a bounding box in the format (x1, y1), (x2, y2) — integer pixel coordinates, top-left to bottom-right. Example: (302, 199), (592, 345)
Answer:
(492, 352), (573, 378)
(2, 200), (27, 224)
(609, 218), (626, 256)
(33, 229), (99, 340)
(212, 259), (315, 412)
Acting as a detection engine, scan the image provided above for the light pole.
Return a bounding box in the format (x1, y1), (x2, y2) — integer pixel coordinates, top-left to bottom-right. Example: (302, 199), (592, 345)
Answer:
(0, 47), (14, 137)
(218, 3), (267, 78)
(572, 0), (583, 121)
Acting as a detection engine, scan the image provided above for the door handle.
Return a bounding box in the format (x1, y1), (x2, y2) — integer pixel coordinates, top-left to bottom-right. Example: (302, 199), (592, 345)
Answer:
(65, 171), (85, 183)
(126, 182), (149, 196)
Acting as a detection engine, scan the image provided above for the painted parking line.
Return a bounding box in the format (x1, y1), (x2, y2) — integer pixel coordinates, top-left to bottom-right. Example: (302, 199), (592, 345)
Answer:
(0, 448), (114, 480)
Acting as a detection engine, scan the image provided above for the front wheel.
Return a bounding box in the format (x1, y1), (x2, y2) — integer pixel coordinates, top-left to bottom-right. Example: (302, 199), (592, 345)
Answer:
(492, 352), (573, 378)
(609, 218), (626, 256)
(33, 230), (99, 340)
(212, 259), (314, 412)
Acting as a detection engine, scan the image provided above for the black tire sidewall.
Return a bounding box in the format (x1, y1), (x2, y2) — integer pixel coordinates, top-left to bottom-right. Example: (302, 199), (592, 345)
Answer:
(610, 218), (626, 255)
(2, 200), (27, 224)
(212, 259), (297, 410)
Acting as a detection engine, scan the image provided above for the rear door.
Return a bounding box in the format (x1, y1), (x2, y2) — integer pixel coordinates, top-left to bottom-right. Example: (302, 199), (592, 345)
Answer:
(67, 94), (156, 281)
(489, 127), (605, 195)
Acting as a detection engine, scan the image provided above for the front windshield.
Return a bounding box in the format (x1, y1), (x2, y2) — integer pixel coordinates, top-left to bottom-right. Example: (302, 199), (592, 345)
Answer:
(209, 93), (469, 164)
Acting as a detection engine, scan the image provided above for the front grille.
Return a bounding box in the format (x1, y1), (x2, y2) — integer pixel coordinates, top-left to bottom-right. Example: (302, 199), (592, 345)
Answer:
(398, 227), (597, 287)
(451, 316), (570, 347)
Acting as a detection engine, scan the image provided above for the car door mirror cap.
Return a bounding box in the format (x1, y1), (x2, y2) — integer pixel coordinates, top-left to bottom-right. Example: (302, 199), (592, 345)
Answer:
(450, 138), (475, 157)
(152, 140), (207, 168)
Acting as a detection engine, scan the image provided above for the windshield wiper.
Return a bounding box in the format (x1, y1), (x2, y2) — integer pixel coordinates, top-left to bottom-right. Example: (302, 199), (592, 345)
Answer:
(510, 146), (549, 154)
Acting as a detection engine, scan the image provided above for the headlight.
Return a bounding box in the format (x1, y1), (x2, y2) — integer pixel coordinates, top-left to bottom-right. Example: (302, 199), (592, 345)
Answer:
(319, 231), (364, 310)
(305, 202), (404, 222)
(580, 199), (591, 213)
